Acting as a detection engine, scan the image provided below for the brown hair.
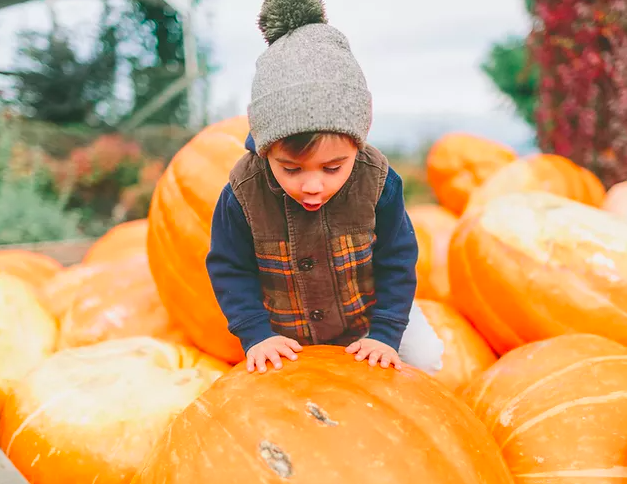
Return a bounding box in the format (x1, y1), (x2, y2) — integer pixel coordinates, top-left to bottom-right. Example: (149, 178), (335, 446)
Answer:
(275, 131), (357, 158)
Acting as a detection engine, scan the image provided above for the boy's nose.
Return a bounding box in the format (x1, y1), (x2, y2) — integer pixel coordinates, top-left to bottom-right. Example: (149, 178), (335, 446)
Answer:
(302, 178), (323, 194)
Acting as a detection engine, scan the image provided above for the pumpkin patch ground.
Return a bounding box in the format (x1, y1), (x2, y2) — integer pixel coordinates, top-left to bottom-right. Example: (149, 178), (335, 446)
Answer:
(2, 116), (627, 482)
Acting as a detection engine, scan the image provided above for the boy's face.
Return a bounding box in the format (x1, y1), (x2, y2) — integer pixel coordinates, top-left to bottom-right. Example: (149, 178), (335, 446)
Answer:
(267, 135), (358, 211)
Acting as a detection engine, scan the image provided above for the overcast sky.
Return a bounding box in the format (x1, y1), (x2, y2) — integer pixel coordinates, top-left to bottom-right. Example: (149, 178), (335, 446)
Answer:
(0, 0), (535, 151)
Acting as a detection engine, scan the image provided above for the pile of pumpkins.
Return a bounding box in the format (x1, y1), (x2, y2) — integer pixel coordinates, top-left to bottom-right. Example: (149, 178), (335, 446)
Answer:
(1, 115), (627, 484)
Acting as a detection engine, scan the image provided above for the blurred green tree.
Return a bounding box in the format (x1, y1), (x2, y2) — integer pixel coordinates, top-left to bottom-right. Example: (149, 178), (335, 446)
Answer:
(4, 0), (214, 128)
(481, 0), (538, 128)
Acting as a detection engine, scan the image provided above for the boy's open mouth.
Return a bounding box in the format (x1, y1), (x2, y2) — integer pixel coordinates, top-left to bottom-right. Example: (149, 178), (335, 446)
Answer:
(302, 202), (322, 211)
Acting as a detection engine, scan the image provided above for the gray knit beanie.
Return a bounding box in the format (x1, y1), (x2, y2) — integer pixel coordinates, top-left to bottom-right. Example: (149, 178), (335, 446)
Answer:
(248, 0), (373, 157)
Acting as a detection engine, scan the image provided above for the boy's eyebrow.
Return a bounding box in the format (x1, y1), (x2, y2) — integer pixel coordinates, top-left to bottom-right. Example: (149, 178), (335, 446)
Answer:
(275, 156), (350, 164)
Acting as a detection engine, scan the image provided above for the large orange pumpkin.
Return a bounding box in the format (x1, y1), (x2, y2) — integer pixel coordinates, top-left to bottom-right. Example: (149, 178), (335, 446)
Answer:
(82, 218), (148, 264)
(464, 334), (627, 483)
(426, 133), (517, 215)
(202, 114), (250, 142)
(0, 337), (231, 484)
(147, 117), (248, 363)
(0, 274), (57, 410)
(132, 346), (514, 484)
(406, 204), (458, 303)
(464, 153), (606, 215)
(0, 250), (62, 288)
(449, 191), (627, 355)
(415, 299), (496, 393)
(603, 180), (627, 221)
(40, 262), (111, 320)
(59, 253), (188, 349)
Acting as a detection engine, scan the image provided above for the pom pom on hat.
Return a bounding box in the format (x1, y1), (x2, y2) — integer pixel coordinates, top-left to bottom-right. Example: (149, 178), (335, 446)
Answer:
(257, 0), (328, 45)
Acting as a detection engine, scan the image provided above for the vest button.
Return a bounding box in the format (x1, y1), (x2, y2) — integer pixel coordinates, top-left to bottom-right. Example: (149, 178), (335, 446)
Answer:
(310, 309), (325, 321)
(298, 257), (314, 271)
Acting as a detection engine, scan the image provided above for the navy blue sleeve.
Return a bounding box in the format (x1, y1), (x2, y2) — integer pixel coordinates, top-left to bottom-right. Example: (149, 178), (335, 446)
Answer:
(205, 183), (278, 353)
(368, 166), (418, 351)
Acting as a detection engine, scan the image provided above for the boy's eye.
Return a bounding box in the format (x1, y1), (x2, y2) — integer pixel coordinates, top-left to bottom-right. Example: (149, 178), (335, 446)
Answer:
(324, 166), (341, 173)
(283, 167), (301, 174)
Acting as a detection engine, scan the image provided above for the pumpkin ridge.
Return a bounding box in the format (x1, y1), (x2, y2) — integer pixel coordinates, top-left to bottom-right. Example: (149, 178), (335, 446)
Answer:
(452, 217), (527, 351)
(515, 466), (627, 479)
(499, 390), (627, 450)
(170, 161), (213, 236)
(466, 220), (581, 346)
(151, 185), (202, 299)
(489, 355), (627, 433)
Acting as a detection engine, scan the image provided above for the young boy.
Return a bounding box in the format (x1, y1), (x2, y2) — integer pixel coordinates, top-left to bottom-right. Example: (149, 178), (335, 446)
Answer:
(206, 0), (418, 374)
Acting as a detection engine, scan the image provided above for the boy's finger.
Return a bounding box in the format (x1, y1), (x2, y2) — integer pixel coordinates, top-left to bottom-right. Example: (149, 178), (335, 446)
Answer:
(247, 354), (255, 372)
(285, 339), (303, 352)
(345, 341), (361, 354)
(368, 350), (382, 367)
(355, 347), (370, 361)
(255, 354), (268, 373)
(391, 354), (403, 370)
(267, 350), (283, 370)
(380, 356), (391, 369)
(277, 345), (298, 361)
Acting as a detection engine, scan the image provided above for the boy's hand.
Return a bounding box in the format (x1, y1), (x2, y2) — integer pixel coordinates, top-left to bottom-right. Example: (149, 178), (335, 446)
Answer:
(345, 338), (403, 370)
(246, 336), (303, 373)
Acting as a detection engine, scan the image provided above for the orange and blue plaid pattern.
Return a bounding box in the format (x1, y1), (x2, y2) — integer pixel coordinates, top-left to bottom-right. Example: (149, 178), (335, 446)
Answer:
(331, 233), (377, 334)
(255, 232), (377, 344)
(255, 241), (311, 343)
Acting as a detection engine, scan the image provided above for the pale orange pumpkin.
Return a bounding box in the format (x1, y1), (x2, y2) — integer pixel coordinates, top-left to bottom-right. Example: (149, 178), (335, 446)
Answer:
(132, 346), (514, 484)
(202, 114), (250, 142)
(449, 191), (627, 355)
(416, 299), (496, 393)
(464, 333), (627, 483)
(0, 274), (57, 410)
(59, 253), (189, 349)
(0, 337), (230, 484)
(82, 218), (148, 264)
(603, 180), (627, 221)
(0, 250), (62, 288)
(406, 204), (458, 303)
(464, 153), (606, 215)
(426, 133), (517, 215)
(40, 262), (111, 320)
(147, 116), (248, 364)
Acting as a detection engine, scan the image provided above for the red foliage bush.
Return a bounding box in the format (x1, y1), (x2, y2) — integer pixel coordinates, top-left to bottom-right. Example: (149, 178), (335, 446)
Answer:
(530, 0), (627, 187)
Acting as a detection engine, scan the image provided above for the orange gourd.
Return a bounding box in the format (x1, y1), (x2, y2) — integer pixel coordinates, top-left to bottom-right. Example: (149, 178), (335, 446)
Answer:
(82, 219), (148, 264)
(0, 250), (62, 288)
(147, 116), (248, 364)
(417, 299), (496, 393)
(40, 262), (111, 320)
(202, 114), (250, 142)
(406, 204), (458, 303)
(0, 274), (57, 410)
(449, 191), (627, 355)
(603, 180), (627, 221)
(464, 334), (627, 483)
(426, 133), (517, 215)
(0, 337), (230, 484)
(132, 346), (514, 484)
(59, 253), (189, 349)
(464, 153), (606, 215)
